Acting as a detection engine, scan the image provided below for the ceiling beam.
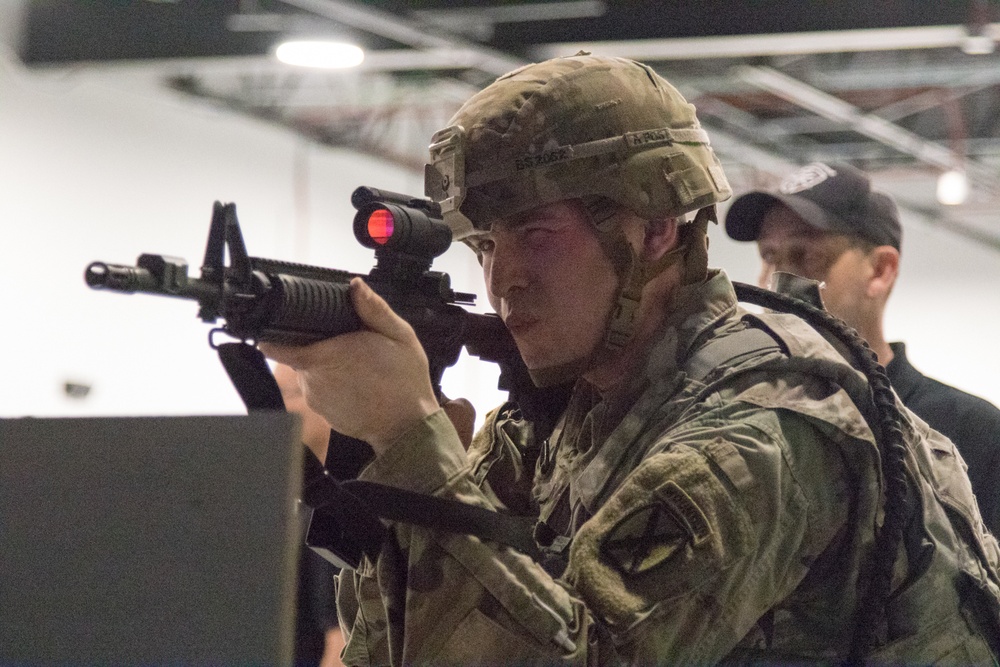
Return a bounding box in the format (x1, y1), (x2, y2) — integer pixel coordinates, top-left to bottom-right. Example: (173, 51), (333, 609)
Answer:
(533, 23), (1000, 61)
(701, 125), (800, 178)
(735, 65), (1000, 194)
(807, 56), (1000, 91)
(870, 84), (993, 123)
(752, 83), (994, 138)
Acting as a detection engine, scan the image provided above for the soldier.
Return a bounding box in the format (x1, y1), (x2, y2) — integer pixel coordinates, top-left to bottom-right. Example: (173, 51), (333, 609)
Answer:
(724, 162), (1000, 536)
(263, 54), (1000, 664)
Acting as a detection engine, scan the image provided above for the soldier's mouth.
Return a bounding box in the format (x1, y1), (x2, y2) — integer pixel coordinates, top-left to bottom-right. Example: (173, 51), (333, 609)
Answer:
(503, 313), (538, 335)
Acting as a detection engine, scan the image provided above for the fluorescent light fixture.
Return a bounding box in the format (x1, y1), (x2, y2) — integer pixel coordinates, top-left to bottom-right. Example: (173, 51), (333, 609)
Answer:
(275, 40), (364, 68)
(961, 35), (996, 54)
(937, 169), (969, 206)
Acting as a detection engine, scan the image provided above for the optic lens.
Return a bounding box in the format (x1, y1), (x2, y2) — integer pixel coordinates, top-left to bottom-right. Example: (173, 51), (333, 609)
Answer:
(367, 209), (394, 245)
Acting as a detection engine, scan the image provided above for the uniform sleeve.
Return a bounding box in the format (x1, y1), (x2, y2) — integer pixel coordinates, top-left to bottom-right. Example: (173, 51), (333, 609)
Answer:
(336, 404), (851, 665)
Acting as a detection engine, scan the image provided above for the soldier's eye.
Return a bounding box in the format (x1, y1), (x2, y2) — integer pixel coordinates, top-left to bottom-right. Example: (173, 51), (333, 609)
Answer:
(788, 248), (807, 266)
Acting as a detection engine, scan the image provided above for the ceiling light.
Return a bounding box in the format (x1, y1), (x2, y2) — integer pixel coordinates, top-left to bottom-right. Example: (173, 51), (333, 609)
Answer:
(275, 40), (364, 69)
(937, 169), (969, 206)
(961, 34), (995, 54)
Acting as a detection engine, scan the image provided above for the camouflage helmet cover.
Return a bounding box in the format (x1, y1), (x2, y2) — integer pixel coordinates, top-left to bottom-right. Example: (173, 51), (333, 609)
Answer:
(425, 53), (732, 239)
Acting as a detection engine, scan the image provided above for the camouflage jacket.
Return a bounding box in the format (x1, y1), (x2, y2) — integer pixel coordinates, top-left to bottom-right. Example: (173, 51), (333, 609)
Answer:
(334, 270), (1000, 665)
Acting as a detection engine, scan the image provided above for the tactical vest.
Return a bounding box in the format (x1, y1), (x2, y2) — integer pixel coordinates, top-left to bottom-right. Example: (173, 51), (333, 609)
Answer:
(473, 309), (1000, 661)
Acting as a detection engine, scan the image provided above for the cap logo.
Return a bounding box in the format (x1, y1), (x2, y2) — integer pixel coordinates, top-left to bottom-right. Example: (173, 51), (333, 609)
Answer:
(779, 163), (836, 195)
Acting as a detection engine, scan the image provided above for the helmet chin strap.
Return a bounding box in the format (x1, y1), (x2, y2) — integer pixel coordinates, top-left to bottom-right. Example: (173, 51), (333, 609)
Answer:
(604, 205), (714, 349)
(524, 204), (715, 388)
(527, 358), (593, 388)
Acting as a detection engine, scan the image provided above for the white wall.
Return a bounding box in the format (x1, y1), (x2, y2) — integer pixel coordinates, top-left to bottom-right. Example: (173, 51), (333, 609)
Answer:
(876, 215), (1000, 406)
(0, 53), (504, 421)
(1, 46), (998, 425)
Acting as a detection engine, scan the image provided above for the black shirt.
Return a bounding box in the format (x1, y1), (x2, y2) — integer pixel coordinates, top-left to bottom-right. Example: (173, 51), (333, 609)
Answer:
(294, 506), (339, 666)
(886, 342), (1000, 536)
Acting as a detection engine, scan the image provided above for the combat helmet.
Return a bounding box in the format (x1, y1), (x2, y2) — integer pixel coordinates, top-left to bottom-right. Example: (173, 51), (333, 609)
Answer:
(424, 53), (732, 384)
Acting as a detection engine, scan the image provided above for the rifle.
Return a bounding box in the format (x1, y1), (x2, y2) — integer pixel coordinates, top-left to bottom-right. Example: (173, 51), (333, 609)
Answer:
(85, 186), (570, 567)
(85, 186), (529, 398)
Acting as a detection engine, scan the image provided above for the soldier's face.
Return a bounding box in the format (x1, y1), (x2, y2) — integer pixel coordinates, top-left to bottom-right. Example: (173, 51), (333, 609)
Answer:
(473, 199), (619, 373)
(755, 204), (873, 328)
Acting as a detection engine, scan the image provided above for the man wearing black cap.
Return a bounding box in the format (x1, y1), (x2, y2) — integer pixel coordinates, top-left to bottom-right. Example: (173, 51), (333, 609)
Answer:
(726, 161), (1000, 535)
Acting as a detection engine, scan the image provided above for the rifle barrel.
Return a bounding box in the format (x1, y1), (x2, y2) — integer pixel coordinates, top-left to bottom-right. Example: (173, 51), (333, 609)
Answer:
(85, 262), (158, 293)
(85, 260), (221, 303)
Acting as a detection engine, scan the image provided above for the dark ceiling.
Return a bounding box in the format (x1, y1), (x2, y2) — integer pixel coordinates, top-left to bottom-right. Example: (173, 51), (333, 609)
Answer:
(16, 0), (1000, 250)
(18, 1), (993, 62)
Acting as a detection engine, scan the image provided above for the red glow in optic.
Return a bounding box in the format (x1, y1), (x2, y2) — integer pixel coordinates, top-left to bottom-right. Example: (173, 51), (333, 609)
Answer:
(367, 209), (394, 245)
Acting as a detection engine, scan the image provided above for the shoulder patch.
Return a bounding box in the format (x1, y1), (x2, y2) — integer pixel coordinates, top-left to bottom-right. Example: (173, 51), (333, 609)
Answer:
(600, 481), (711, 575)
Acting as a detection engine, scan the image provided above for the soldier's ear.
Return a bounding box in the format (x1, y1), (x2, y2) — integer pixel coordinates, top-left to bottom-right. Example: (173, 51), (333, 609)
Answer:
(641, 217), (680, 262)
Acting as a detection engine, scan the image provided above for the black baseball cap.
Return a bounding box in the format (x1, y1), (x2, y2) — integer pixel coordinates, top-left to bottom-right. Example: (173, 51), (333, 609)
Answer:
(724, 162), (902, 250)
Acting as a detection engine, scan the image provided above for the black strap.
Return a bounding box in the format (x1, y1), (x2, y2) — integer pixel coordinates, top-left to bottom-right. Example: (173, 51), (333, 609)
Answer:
(342, 480), (541, 559)
(215, 340), (539, 569)
(216, 341), (285, 411)
(216, 341), (387, 567)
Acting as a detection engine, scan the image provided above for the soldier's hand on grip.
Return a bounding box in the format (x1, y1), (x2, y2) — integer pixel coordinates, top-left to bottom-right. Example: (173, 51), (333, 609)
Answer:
(260, 278), (440, 455)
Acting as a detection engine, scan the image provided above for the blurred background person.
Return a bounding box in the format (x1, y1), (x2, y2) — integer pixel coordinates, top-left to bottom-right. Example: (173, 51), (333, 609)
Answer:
(273, 363), (345, 667)
(725, 162), (1000, 535)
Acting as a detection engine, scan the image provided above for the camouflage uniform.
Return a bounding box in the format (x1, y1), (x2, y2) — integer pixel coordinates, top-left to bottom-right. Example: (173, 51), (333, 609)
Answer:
(334, 270), (1000, 665)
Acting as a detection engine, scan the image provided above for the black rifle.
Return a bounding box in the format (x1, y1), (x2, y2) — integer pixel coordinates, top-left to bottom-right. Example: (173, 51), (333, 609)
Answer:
(85, 186), (530, 398)
(85, 186), (570, 567)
